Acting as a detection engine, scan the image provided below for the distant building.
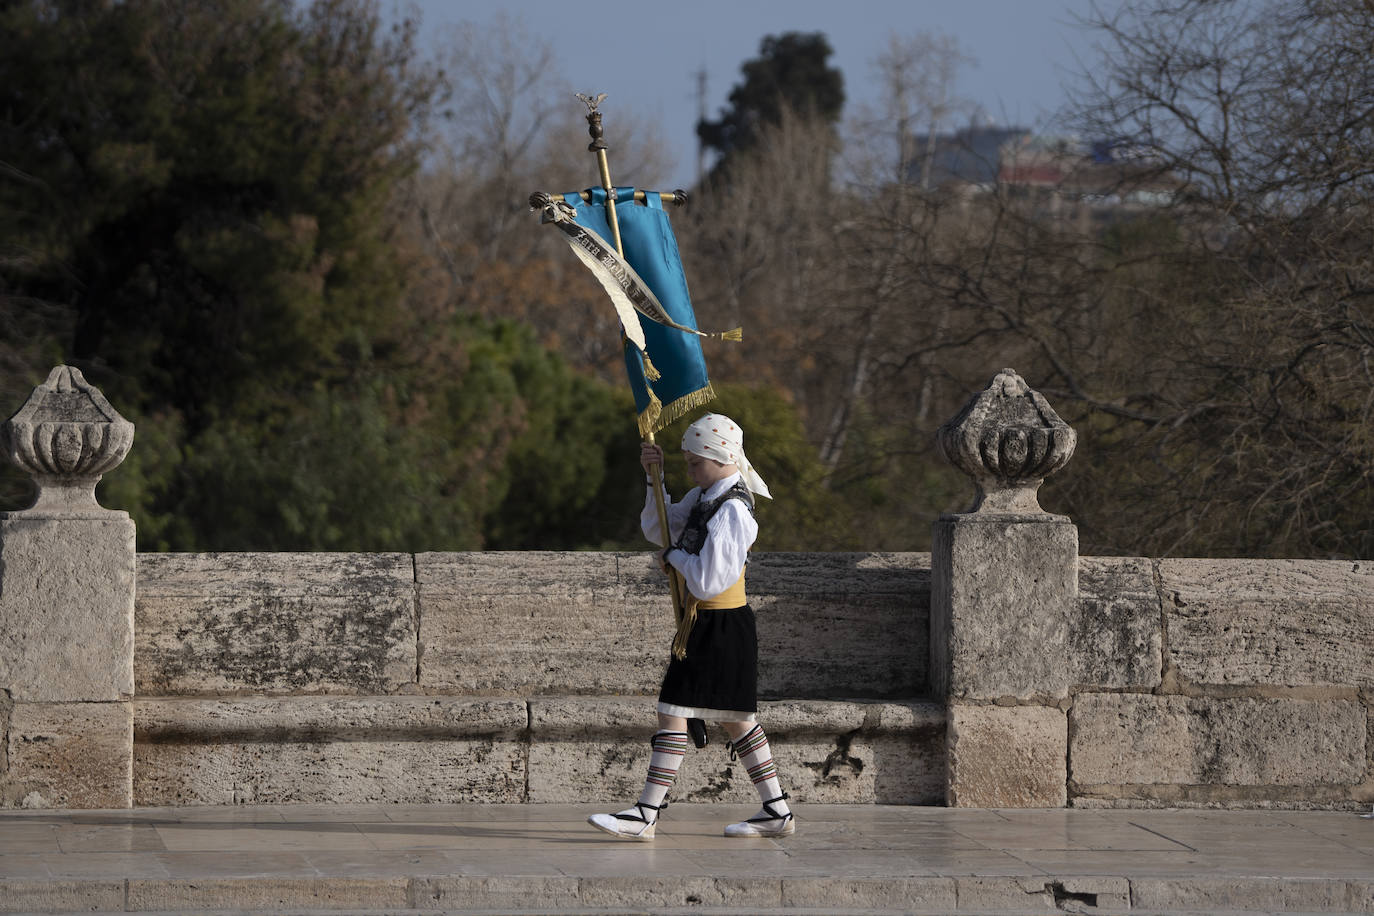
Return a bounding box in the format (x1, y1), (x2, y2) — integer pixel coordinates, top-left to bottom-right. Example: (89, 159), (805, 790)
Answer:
(905, 126), (1183, 222)
(906, 125), (1031, 189)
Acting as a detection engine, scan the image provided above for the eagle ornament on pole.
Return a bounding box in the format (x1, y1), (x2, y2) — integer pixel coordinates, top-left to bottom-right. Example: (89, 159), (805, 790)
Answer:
(530, 93), (740, 658)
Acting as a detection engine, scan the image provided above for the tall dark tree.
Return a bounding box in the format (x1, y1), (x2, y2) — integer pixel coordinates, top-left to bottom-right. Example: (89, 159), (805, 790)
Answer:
(0, 0), (443, 426)
(0, 0), (646, 552)
(697, 32), (844, 168)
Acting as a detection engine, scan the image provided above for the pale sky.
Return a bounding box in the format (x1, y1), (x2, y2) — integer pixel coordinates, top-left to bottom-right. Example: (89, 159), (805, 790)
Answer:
(406, 0), (1118, 188)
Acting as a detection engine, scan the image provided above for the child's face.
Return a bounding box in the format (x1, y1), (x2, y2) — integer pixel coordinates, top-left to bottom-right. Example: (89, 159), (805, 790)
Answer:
(683, 450), (735, 490)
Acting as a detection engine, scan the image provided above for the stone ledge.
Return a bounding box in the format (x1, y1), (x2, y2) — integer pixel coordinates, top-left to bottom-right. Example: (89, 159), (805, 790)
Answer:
(1131, 876), (1369, 912)
(126, 876), (409, 911)
(133, 697), (530, 806)
(0, 880), (125, 913)
(128, 695), (944, 807)
(137, 552), (415, 597)
(0, 874), (1362, 914)
(135, 696), (529, 742)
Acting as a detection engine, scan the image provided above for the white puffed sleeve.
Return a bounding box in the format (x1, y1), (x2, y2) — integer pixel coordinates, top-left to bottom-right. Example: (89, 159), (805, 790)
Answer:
(664, 497), (757, 600)
(641, 484), (698, 548)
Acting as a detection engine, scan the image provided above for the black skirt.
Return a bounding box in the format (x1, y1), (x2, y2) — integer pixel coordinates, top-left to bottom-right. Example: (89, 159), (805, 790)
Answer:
(657, 605), (758, 718)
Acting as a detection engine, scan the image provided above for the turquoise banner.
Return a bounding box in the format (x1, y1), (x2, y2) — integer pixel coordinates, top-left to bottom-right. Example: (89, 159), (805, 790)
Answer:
(556, 186), (714, 436)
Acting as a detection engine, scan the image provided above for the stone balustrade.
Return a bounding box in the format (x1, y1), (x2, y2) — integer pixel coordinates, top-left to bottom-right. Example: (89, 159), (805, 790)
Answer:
(0, 366), (1369, 810)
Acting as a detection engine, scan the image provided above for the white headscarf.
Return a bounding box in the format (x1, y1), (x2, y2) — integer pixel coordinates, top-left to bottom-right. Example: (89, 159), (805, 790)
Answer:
(681, 413), (771, 499)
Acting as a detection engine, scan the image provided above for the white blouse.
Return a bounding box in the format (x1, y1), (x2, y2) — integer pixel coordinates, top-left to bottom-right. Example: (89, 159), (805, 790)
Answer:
(641, 472), (758, 601)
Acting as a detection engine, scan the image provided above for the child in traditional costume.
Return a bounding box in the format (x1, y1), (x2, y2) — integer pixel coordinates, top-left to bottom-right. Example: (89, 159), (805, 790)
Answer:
(588, 413), (795, 840)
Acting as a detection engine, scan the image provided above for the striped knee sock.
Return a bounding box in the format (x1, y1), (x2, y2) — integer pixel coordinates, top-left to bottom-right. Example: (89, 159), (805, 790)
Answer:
(635, 730), (689, 818)
(729, 724), (790, 816)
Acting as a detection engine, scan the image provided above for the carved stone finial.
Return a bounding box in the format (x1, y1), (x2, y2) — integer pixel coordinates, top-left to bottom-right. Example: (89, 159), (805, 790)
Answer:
(936, 368), (1076, 515)
(1, 366), (134, 517)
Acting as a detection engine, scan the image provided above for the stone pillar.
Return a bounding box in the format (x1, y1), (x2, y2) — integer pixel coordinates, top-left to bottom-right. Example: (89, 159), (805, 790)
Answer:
(0, 366), (136, 808)
(931, 368), (1077, 807)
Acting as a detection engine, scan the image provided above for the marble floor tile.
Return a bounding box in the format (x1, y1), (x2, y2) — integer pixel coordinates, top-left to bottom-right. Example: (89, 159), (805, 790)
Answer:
(54, 823), (167, 853)
(357, 822), (586, 850)
(152, 822), (376, 853)
(37, 850), (172, 879)
(0, 802), (1369, 902)
(0, 824), (59, 854)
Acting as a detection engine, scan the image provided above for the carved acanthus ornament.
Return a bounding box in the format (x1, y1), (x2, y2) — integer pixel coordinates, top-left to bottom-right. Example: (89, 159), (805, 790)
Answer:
(936, 368), (1076, 515)
(1, 366), (134, 516)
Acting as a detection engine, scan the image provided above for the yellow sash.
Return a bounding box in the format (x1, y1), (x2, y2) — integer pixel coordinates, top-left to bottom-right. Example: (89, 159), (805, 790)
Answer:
(697, 568), (747, 609)
(671, 567), (747, 659)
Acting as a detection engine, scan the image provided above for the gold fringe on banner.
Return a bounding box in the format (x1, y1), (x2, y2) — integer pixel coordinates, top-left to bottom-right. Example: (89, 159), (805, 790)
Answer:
(635, 382), (716, 440)
(636, 389), (663, 439)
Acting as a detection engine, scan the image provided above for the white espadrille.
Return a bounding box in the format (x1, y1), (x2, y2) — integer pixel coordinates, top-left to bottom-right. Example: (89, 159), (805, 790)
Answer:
(587, 802), (663, 841)
(724, 795), (795, 837)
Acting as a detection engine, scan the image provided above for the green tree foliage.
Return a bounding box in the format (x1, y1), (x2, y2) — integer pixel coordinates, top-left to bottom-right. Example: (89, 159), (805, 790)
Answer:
(0, 0), (642, 552)
(697, 32), (844, 169)
(0, 0), (439, 421)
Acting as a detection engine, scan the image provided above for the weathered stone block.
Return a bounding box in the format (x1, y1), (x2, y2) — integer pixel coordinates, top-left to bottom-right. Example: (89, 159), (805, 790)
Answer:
(0, 516), (134, 702)
(782, 877), (955, 911)
(528, 697), (944, 805)
(946, 704), (1067, 807)
(1161, 559), (1374, 688)
(750, 553), (929, 699)
(932, 515), (1078, 701)
(0, 880), (125, 913)
(1130, 877), (1355, 912)
(418, 551), (929, 699)
(580, 876), (780, 909)
(417, 552), (658, 695)
(126, 877), (409, 911)
(412, 876), (581, 911)
(133, 696), (526, 805)
(1071, 693), (1366, 786)
(1072, 556), (1161, 689)
(135, 553), (416, 695)
(956, 876), (1129, 912)
(2, 701), (132, 808)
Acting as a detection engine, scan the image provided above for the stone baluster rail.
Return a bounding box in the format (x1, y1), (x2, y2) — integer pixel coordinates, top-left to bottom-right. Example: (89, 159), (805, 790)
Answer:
(0, 366), (1369, 810)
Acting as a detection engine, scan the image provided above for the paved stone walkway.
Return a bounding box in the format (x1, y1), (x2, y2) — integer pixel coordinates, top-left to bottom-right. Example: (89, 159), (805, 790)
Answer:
(0, 804), (1371, 914)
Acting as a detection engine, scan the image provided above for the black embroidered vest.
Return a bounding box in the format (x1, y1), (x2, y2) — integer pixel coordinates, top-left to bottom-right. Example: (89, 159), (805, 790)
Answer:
(675, 481), (755, 555)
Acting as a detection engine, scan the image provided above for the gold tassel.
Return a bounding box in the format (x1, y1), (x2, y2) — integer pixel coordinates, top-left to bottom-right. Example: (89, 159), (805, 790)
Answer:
(643, 355), (661, 381)
(672, 595), (699, 660)
(719, 327), (743, 342)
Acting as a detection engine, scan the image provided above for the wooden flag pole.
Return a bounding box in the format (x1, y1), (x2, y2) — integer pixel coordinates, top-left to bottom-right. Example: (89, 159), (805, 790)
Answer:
(578, 92), (689, 628)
